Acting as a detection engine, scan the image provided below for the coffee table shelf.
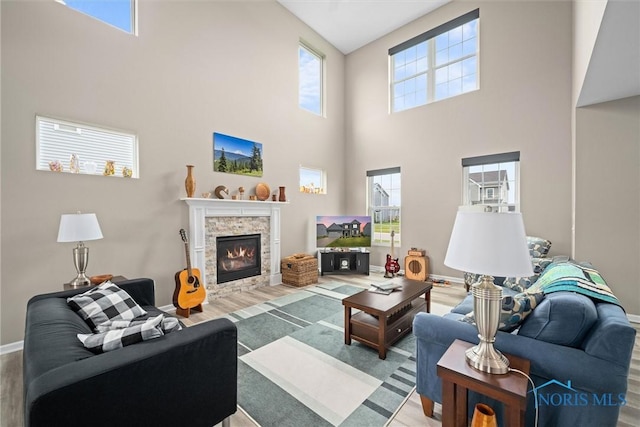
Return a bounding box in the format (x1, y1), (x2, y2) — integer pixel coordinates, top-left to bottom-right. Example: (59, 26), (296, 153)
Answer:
(350, 298), (426, 352)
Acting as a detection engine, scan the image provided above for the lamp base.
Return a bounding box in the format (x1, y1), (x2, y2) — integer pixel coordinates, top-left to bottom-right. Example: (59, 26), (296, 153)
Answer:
(67, 274), (91, 288)
(68, 244), (91, 288)
(465, 341), (509, 374)
(466, 275), (510, 374)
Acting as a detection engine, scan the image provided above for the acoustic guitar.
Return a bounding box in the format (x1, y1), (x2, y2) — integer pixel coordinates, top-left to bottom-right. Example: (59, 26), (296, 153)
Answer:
(384, 230), (401, 278)
(173, 229), (206, 318)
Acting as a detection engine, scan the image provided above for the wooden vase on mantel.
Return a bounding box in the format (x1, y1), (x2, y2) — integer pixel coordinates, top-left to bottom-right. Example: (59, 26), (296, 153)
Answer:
(185, 165), (196, 198)
(470, 403), (497, 427)
(278, 186), (286, 202)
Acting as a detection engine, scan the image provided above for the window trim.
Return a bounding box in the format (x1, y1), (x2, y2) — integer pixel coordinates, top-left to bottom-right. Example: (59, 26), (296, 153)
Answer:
(36, 115), (139, 178)
(462, 151), (520, 212)
(367, 167), (401, 247)
(56, 0), (138, 35)
(299, 165), (327, 194)
(389, 8), (479, 112)
(298, 41), (325, 116)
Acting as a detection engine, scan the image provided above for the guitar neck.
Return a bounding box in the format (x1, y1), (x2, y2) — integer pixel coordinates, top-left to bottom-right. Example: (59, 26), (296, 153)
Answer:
(184, 241), (193, 276)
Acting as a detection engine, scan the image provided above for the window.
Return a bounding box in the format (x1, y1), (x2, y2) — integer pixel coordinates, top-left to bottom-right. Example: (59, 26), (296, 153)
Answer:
(57, 0), (136, 34)
(367, 167), (401, 245)
(299, 166), (326, 194)
(462, 152), (519, 212)
(299, 42), (323, 115)
(389, 9), (479, 112)
(36, 116), (139, 178)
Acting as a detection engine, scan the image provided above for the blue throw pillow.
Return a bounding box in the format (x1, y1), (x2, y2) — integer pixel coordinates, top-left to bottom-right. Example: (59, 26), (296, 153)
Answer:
(461, 291), (545, 332)
(527, 236), (552, 257)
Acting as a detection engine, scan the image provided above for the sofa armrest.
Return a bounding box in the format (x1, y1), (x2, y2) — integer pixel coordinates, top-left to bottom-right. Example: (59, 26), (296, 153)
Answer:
(583, 302), (636, 366)
(25, 318), (237, 427)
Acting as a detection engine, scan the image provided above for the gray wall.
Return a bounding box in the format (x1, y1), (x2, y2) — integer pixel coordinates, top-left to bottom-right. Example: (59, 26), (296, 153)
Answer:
(0, 1), (345, 345)
(575, 96), (640, 315)
(344, 2), (573, 276)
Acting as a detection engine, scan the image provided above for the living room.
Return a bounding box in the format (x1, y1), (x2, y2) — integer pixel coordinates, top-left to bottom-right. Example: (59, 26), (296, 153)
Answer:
(1, 0), (639, 425)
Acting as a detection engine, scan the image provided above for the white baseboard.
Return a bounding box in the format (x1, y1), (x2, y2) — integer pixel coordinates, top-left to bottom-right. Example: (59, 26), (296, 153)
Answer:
(628, 313), (640, 324)
(0, 340), (23, 355)
(370, 265), (464, 286)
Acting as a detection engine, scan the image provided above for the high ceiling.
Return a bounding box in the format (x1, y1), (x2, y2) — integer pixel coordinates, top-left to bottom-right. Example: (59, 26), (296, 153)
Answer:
(277, 0), (450, 54)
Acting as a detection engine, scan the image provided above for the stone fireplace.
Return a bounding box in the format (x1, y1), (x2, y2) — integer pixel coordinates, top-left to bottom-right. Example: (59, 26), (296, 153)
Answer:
(181, 198), (284, 301)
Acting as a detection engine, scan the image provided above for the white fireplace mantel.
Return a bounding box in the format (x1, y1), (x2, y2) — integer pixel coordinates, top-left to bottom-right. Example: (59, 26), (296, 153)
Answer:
(180, 198), (288, 287)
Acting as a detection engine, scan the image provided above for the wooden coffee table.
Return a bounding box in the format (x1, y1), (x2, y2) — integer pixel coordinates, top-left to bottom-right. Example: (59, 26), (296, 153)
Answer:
(343, 278), (432, 359)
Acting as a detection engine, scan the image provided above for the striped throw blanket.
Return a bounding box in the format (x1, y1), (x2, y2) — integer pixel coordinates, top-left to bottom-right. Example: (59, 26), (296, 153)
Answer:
(528, 261), (620, 306)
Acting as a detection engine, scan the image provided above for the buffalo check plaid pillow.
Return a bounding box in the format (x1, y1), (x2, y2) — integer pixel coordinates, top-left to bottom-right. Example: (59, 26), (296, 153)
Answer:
(67, 281), (147, 331)
(96, 316), (182, 334)
(78, 314), (164, 353)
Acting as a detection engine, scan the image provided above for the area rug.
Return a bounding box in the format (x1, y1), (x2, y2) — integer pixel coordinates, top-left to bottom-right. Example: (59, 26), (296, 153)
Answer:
(222, 282), (418, 427)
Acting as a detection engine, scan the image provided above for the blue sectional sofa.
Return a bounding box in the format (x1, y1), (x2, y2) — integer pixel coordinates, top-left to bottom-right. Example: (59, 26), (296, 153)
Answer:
(413, 267), (636, 427)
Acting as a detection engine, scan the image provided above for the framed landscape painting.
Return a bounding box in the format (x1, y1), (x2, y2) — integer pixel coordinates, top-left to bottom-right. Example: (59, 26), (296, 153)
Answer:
(213, 132), (263, 177)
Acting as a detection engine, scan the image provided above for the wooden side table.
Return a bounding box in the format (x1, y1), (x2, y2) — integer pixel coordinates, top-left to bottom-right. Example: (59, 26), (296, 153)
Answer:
(437, 339), (530, 427)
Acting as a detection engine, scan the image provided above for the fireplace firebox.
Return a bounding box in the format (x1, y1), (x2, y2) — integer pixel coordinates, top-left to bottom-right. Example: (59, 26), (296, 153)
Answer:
(216, 234), (261, 284)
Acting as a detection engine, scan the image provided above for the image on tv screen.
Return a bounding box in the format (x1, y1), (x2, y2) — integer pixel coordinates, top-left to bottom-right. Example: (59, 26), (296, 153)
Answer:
(316, 215), (372, 248)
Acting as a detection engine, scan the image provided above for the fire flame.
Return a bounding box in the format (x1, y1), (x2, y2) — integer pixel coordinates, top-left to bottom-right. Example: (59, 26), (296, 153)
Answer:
(220, 245), (256, 271)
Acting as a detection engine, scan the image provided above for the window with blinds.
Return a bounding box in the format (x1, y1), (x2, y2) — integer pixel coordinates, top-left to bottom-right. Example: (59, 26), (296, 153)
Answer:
(36, 116), (138, 178)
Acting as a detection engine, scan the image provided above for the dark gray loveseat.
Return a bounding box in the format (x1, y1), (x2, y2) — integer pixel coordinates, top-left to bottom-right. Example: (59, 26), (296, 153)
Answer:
(23, 278), (237, 427)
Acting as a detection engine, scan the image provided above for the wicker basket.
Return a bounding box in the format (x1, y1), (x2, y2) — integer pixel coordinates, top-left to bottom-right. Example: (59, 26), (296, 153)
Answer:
(281, 254), (318, 287)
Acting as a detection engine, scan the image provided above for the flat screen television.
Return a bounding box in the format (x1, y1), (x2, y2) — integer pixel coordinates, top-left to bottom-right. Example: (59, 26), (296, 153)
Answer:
(316, 215), (372, 249)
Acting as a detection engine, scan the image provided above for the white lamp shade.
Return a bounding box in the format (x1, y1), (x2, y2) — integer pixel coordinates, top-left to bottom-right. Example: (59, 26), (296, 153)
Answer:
(57, 213), (103, 243)
(444, 210), (534, 278)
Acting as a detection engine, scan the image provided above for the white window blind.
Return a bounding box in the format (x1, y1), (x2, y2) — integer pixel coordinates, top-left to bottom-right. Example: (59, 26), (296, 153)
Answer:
(36, 116), (139, 178)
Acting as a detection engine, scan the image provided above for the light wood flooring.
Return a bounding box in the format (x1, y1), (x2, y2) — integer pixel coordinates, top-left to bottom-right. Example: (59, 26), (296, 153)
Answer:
(2, 273), (638, 427)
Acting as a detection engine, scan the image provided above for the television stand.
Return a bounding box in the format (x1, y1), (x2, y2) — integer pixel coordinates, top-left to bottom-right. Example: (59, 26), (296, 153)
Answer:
(319, 250), (369, 276)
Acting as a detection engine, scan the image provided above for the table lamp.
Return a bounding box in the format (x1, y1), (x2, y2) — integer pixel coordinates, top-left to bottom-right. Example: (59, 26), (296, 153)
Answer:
(57, 212), (103, 287)
(444, 207), (533, 374)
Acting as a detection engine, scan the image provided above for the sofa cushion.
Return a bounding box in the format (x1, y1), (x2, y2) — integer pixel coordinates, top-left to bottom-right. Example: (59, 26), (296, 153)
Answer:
(78, 314), (165, 353)
(517, 292), (598, 347)
(527, 236), (552, 257)
(67, 281), (147, 330)
(461, 291), (545, 332)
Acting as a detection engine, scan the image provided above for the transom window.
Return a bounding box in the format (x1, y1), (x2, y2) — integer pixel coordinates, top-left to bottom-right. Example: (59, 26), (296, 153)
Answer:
(462, 152), (519, 212)
(390, 9), (479, 112)
(299, 42), (324, 116)
(367, 167), (401, 246)
(56, 0), (137, 34)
